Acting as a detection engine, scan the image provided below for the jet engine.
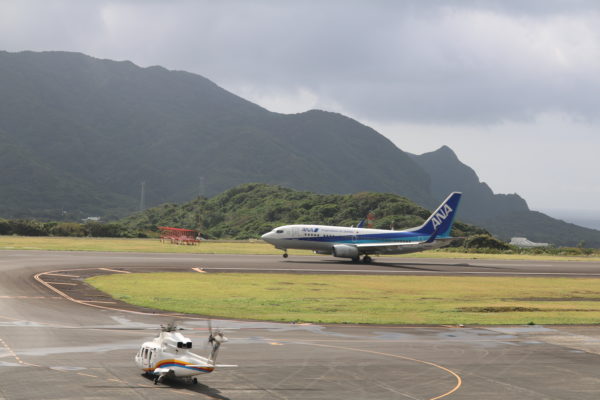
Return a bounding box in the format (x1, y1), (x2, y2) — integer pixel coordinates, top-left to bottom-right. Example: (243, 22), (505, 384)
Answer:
(332, 244), (359, 259)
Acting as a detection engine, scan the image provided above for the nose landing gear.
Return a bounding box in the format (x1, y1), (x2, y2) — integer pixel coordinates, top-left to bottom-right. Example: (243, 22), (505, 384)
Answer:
(282, 252), (288, 258)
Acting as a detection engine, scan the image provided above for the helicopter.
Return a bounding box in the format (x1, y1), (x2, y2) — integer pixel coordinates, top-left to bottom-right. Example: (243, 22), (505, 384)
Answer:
(134, 321), (236, 384)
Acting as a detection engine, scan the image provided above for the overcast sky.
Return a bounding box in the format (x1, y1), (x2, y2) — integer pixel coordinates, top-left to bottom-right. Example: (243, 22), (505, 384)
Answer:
(1, 0), (599, 218)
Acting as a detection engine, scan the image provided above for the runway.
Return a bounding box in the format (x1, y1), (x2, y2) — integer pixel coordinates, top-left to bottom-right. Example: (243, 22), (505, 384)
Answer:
(2, 250), (600, 399)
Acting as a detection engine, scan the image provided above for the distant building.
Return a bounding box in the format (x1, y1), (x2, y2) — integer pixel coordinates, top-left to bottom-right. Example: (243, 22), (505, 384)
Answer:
(510, 237), (550, 248)
(82, 216), (101, 222)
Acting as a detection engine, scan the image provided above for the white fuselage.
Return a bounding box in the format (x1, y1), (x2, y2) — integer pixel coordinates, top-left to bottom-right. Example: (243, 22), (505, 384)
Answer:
(261, 192), (462, 260)
(262, 225), (430, 249)
(134, 331), (214, 378)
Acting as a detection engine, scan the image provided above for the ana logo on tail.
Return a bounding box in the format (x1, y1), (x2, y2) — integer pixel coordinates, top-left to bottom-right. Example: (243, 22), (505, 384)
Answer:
(431, 204), (453, 229)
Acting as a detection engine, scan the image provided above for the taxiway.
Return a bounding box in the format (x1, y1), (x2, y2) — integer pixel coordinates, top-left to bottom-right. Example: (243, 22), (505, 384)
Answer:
(1, 250), (600, 399)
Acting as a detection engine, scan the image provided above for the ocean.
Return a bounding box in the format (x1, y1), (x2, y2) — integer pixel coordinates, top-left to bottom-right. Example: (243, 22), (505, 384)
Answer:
(541, 209), (600, 231)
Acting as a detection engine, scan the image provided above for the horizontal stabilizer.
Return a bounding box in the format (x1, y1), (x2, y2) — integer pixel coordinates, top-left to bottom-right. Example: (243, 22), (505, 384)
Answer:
(187, 364), (237, 368)
(424, 224), (442, 244)
(153, 367), (172, 375)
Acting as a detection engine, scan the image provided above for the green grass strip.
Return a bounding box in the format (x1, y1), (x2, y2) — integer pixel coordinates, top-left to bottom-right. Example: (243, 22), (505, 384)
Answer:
(87, 273), (600, 325)
(2, 235), (600, 261)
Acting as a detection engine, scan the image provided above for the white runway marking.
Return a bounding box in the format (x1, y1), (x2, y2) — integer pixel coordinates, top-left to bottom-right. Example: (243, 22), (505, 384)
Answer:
(393, 261), (553, 268)
(99, 268), (130, 274)
(202, 267), (600, 276)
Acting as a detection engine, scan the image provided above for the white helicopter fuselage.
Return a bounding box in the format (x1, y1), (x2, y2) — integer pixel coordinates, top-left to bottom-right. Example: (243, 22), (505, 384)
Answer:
(134, 331), (215, 379)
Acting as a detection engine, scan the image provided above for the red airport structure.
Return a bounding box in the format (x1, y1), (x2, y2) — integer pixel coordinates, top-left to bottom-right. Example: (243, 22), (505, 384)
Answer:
(159, 226), (200, 245)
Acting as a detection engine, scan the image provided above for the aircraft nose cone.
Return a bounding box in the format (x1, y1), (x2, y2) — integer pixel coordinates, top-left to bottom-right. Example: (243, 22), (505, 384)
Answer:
(261, 232), (272, 241)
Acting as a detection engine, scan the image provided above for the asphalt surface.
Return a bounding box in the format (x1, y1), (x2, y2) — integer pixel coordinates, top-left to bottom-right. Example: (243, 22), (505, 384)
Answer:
(1, 250), (600, 399)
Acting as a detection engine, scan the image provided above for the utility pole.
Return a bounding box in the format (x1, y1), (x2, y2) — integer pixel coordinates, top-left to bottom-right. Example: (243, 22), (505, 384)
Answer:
(140, 181), (146, 211)
(199, 176), (205, 198)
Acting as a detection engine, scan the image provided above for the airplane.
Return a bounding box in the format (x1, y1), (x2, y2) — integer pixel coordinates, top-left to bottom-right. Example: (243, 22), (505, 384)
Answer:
(135, 322), (236, 385)
(261, 192), (462, 263)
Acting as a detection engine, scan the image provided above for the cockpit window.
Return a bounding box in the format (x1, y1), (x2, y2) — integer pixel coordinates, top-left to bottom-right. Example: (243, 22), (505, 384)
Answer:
(276, 230), (284, 233)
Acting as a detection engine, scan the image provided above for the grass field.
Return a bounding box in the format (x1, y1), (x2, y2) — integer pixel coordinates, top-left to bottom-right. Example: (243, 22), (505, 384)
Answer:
(0, 236), (311, 255)
(2, 235), (600, 261)
(87, 272), (600, 325)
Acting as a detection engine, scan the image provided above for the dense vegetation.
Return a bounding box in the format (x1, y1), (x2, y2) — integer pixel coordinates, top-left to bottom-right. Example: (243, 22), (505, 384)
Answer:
(119, 183), (486, 239)
(1, 183), (598, 255)
(0, 219), (137, 238)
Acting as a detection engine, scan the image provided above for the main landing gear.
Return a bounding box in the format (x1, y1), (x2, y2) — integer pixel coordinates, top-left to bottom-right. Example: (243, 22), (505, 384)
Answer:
(282, 251), (288, 258)
(351, 255), (372, 263)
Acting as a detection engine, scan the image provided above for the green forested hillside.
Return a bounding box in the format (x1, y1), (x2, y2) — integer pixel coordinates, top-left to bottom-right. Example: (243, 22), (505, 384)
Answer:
(0, 50), (430, 219)
(119, 183), (486, 239)
(2, 50), (598, 247)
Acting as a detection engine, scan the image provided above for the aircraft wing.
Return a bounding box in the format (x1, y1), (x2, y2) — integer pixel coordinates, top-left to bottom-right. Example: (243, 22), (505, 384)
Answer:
(355, 237), (456, 254)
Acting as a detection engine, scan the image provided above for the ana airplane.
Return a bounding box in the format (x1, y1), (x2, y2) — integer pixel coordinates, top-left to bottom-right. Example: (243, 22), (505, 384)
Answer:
(261, 192), (462, 263)
(135, 322), (235, 385)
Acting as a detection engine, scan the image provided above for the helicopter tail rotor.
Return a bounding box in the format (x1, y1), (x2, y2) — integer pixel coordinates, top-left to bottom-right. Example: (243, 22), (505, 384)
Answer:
(207, 319), (227, 365)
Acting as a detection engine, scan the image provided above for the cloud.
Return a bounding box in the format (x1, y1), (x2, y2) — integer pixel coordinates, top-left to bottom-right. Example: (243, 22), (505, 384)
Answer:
(1, 1), (599, 125)
(371, 112), (600, 211)
(0, 0), (599, 212)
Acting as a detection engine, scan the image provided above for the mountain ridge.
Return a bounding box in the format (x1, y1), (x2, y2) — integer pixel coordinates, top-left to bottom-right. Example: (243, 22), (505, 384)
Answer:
(0, 50), (432, 217)
(1, 50), (599, 246)
(410, 146), (600, 247)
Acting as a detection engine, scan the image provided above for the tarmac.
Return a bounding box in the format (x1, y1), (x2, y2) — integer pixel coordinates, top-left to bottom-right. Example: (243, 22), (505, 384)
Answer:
(1, 250), (600, 399)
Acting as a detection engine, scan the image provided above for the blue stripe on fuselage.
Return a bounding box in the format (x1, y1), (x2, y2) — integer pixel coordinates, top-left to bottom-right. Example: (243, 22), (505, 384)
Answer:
(291, 231), (430, 244)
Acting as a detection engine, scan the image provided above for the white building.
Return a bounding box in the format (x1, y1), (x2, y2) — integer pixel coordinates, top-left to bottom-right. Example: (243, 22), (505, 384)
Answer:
(510, 237), (550, 248)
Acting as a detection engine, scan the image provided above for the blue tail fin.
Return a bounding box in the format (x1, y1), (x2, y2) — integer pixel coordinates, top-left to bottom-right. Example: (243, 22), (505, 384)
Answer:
(412, 192), (462, 238)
